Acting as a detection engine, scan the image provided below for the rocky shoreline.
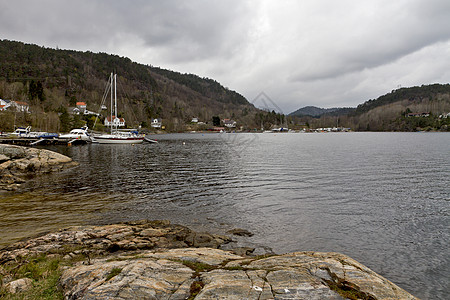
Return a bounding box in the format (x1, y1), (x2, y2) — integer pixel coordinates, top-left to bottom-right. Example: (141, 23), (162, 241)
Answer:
(0, 220), (418, 299)
(0, 144), (78, 191)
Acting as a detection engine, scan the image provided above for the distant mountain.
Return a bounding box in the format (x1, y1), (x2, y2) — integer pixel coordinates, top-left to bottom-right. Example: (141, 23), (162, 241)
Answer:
(289, 106), (354, 117)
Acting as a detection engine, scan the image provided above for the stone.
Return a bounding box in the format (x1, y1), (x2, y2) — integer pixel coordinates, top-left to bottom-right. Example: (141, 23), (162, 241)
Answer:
(231, 247), (255, 256)
(0, 154), (9, 162)
(227, 228), (254, 237)
(60, 259), (194, 299)
(4, 278), (33, 294)
(0, 144), (78, 191)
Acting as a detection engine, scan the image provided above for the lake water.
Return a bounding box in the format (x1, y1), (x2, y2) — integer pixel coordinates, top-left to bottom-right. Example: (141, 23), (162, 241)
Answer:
(1, 132), (449, 299)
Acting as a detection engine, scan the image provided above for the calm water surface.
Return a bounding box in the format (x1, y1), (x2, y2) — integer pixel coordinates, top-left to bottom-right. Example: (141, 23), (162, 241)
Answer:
(1, 132), (449, 299)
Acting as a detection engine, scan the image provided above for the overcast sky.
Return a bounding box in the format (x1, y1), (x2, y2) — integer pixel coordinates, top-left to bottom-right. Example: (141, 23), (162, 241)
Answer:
(1, 0), (450, 113)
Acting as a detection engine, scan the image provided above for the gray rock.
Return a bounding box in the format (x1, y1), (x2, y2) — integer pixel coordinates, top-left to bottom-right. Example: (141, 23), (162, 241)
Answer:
(58, 248), (419, 300)
(60, 259), (194, 300)
(0, 144), (78, 191)
(227, 228), (254, 237)
(4, 278), (33, 294)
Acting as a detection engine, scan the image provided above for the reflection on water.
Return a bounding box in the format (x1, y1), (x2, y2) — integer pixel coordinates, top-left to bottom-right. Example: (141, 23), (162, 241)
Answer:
(0, 132), (449, 300)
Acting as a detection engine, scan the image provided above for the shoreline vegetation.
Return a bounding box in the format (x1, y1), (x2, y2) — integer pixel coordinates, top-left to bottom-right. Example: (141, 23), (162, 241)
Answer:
(0, 145), (420, 299)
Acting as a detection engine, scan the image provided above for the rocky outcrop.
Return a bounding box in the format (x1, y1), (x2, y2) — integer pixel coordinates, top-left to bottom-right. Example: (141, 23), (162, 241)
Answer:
(0, 220), (231, 265)
(0, 144), (78, 191)
(59, 248), (418, 300)
(0, 220), (419, 299)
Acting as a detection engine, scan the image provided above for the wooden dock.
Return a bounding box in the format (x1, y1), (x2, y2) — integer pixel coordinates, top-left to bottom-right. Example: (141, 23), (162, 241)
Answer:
(0, 138), (88, 146)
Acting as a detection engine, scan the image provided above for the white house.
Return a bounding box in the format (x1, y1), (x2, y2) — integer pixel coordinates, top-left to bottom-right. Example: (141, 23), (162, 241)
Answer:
(151, 118), (162, 128)
(13, 101), (30, 113)
(76, 102), (87, 111)
(105, 116), (125, 127)
(223, 119), (237, 128)
(0, 99), (11, 111)
(69, 107), (81, 115)
(0, 99), (30, 112)
(191, 117), (199, 123)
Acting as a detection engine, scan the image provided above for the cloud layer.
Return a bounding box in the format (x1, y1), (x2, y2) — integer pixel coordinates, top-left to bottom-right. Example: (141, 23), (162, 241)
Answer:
(1, 0), (449, 113)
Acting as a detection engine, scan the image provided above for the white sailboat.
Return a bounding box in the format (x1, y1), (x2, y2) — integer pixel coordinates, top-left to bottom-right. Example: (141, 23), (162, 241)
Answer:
(92, 73), (144, 144)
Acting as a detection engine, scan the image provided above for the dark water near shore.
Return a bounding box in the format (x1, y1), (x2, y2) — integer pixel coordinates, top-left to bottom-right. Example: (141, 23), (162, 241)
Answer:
(1, 132), (449, 299)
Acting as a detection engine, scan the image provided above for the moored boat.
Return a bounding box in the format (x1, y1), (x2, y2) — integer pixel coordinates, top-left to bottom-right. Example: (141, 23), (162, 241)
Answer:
(93, 130), (144, 144)
(59, 126), (91, 141)
(91, 73), (144, 144)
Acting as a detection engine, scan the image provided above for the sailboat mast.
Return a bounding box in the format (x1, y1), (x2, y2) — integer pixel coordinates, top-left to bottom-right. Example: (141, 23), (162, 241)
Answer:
(110, 72), (113, 134)
(114, 74), (117, 132)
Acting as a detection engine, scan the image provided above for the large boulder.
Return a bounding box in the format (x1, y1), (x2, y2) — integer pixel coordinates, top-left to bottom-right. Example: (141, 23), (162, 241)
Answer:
(0, 144), (78, 190)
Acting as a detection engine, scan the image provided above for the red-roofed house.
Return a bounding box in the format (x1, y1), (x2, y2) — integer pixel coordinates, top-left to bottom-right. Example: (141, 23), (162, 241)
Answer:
(104, 116), (125, 127)
(13, 101), (30, 112)
(76, 102), (87, 112)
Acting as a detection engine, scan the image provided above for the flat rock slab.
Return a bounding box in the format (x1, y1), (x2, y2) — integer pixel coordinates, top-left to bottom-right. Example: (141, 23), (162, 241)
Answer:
(0, 220), (419, 299)
(0, 220), (231, 264)
(60, 248), (418, 300)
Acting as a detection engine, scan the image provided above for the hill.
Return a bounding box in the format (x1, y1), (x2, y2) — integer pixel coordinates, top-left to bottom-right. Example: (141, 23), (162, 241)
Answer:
(0, 39), (258, 132)
(289, 106), (354, 117)
(289, 84), (450, 131)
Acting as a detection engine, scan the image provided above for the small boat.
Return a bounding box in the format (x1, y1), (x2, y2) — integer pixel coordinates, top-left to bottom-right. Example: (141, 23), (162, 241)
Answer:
(9, 126), (32, 137)
(91, 73), (144, 144)
(37, 132), (59, 139)
(59, 126), (91, 141)
(9, 126), (47, 138)
(144, 136), (158, 143)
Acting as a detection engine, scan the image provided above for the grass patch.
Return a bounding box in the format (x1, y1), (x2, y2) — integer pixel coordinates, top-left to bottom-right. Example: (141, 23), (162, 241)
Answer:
(223, 265), (246, 271)
(0, 254), (64, 300)
(325, 279), (375, 300)
(175, 260), (216, 274)
(187, 280), (204, 300)
(105, 267), (122, 281)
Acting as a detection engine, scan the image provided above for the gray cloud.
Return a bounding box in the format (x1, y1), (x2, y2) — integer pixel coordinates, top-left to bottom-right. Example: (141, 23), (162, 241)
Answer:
(0, 0), (449, 113)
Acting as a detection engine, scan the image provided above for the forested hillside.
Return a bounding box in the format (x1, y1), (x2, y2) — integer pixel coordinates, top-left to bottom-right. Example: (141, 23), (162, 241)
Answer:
(289, 106), (354, 117)
(290, 84), (450, 131)
(0, 39), (258, 132)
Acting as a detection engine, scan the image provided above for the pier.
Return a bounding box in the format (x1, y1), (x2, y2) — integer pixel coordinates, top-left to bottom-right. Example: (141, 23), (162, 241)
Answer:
(0, 138), (88, 146)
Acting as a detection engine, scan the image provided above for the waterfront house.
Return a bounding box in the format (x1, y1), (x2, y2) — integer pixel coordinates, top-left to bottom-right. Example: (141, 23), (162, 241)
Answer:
(105, 116), (125, 127)
(151, 118), (162, 128)
(13, 101), (30, 113)
(0, 99), (12, 111)
(76, 102), (87, 113)
(223, 119), (237, 128)
(69, 107), (81, 115)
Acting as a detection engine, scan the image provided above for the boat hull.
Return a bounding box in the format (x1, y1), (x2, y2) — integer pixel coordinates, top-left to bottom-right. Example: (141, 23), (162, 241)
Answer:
(92, 136), (144, 144)
(59, 134), (92, 141)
